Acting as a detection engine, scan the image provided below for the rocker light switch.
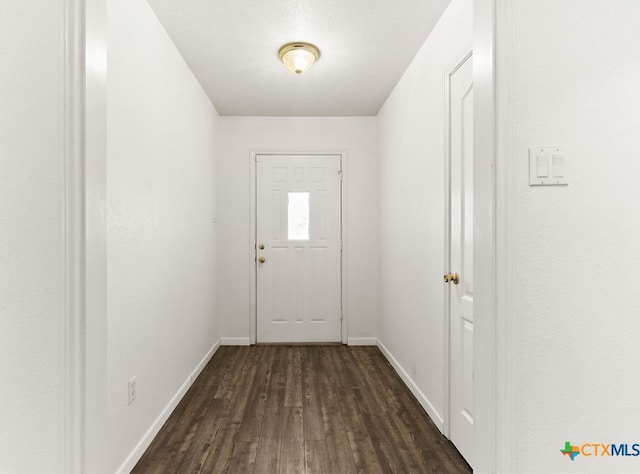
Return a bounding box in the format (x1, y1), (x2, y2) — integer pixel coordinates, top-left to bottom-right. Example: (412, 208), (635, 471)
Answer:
(536, 155), (549, 177)
(552, 154), (564, 177)
(529, 147), (568, 186)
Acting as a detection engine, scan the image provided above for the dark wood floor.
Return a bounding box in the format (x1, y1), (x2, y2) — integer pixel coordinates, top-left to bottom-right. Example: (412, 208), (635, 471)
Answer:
(133, 345), (471, 473)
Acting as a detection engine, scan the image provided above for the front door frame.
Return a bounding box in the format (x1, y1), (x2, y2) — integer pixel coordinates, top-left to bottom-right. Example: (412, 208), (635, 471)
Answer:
(249, 151), (348, 345)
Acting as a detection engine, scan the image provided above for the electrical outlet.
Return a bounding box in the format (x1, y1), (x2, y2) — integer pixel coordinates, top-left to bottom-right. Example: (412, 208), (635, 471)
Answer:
(128, 376), (137, 405)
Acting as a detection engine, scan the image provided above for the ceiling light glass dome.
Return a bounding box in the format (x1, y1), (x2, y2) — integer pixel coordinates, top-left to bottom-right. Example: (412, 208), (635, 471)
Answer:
(278, 42), (320, 75)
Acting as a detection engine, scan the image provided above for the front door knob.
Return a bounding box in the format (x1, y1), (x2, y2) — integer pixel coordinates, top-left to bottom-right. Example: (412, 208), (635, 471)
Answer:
(258, 256), (266, 264)
(443, 272), (460, 284)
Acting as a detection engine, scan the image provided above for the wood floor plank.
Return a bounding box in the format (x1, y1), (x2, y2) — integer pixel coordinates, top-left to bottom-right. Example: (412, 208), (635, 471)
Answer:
(301, 348), (325, 442)
(236, 345), (274, 443)
(171, 398), (226, 474)
(253, 345), (287, 473)
(333, 350), (383, 474)
(226, 345), (261, 425)
(200, 347), (261, 473)
(284, 346), (303, 407)
(132, 345), (471, 474)
(214, 345), (251, 399)
(318, 380), (358, 474)
(253, 436), (281, 474)
(279, 406), (305, 474)
(199, 425), (236, 474)
(226, 440), (258, 473)
(353, 387), (408, 473)
(305, 439), (330, 474)
(315, 345), (334, 385)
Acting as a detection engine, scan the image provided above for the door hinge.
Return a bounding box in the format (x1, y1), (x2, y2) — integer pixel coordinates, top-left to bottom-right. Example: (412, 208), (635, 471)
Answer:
(340, 241), (343, 252)
(340, 307), (344, 321)
(338, 170), (343, 181)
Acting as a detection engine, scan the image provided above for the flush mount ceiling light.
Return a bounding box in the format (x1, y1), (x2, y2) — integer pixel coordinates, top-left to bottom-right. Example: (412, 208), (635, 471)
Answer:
(278, 42), (320, 75)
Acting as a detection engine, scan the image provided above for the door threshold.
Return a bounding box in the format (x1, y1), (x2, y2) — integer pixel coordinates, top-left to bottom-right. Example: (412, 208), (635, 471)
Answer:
(255, 342), (343, 346)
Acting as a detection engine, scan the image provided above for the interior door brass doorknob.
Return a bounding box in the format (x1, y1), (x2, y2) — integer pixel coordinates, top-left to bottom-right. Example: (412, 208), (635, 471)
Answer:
(443, 272), (460, 284)
(258, 256), (266, 264)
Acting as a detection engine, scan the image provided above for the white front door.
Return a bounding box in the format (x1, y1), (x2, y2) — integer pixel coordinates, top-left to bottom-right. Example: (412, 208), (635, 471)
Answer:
(447, 52), (474, 466)
(256, 154), (342, 343)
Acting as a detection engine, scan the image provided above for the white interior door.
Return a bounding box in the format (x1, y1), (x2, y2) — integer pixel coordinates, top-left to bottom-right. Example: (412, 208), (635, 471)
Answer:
(448, 53), (474, 467)
(256, 154), (342, 343)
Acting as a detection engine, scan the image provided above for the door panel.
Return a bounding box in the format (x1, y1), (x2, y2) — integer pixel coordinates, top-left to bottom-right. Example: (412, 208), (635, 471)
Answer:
(449, 53), (474, 467)
(256, 155), (341, 343)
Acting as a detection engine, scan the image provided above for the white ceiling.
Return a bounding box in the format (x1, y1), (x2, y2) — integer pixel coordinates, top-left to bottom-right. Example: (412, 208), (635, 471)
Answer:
(146, 0), (451, 116)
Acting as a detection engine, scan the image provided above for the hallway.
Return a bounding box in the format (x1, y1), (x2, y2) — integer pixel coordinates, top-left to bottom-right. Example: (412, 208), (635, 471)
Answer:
(5, 0), (640, 471)
(133, 346), (470, 473)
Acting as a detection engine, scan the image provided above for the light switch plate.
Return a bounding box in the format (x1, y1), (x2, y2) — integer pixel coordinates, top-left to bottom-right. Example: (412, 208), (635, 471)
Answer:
(529, 147), (568, 186)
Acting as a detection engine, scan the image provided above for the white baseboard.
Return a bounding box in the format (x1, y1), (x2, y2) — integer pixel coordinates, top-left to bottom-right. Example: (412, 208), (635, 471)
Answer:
(116, 338), (221, 473)
(347, 337), (378, 346)
(376, 338), (444, 432)
(221, 337), (251, 346)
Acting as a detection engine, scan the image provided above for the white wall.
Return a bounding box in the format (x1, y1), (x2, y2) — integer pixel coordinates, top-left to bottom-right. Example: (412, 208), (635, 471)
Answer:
(0, 1), (68, 471)
(376, 0), (472, 429)
(107, 0), (220, 470)
(506, 1), (640, 472)
(218, 117), (378, 344)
